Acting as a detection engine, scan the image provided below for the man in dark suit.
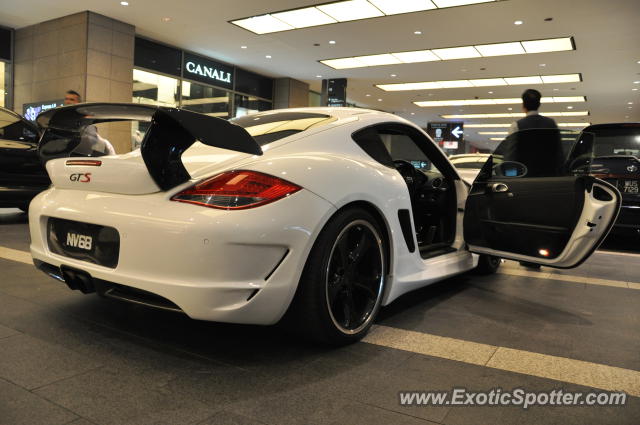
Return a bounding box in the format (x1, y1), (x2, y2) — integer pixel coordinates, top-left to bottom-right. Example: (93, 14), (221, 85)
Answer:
(508, 89), (558, 134)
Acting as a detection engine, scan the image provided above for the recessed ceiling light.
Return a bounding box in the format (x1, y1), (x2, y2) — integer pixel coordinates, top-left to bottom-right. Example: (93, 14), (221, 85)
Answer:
(629, 106), (633, 109)
(553, 88), (559, 91)
(488, 91), (494, 94)
(633, 88), (638, 91)
(636, 60), (640, 64)
(522, 38), (573, 53)
(316, 75), (322, 78)
(265, 55), (272, 59)
(507, 107), (513, 110)
(366, 94), (371, 97)
(414, 30), (422, 35)
(241, 45), (247, 49)
(329, 40), (336, 44)
(120, 1), (129, 5)
(514, 20), (523, 25)
(161, 17), (171, 22)
(629, 102), (634, 105)
(539, 63), (546, 67)
(634, 81), (640, 84)
(390, 74), (397, 77)
(567, 106), (573, 109)
(378, 98), (383, 101)
(411, 112), (415, 115)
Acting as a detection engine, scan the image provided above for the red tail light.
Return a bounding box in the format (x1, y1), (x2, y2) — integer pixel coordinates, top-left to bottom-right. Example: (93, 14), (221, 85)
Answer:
(171, 170), (302, 210)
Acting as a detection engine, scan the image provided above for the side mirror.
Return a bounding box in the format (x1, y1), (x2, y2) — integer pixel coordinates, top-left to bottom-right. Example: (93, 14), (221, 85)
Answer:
(493, 161), (528, 178)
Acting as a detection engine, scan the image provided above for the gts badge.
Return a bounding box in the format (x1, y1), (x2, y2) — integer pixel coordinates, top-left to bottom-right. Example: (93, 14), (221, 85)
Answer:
(66, 233), (92, 250)
(70, 173), (91, 183)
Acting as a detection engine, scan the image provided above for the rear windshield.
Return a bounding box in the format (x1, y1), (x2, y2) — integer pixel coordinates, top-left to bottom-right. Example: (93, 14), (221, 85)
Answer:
(231, 112), (336, 145)
(590, 127), (640, 157)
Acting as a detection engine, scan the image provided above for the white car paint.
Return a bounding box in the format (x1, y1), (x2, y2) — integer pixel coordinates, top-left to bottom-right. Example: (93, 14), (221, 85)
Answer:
(28, 107), (618, 328)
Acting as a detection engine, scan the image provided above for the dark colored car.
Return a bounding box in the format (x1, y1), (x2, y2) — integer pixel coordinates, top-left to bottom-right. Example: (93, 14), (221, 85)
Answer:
(0, 106), (50, 211)
(583, 123), (640, 236)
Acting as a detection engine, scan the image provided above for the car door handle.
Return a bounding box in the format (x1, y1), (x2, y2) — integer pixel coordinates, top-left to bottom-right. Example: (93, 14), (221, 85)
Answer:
(490, 183), (509, 193)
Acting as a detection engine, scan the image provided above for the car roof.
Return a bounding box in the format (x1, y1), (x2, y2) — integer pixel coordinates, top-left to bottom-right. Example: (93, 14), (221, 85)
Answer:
(583, 122), (640, 131)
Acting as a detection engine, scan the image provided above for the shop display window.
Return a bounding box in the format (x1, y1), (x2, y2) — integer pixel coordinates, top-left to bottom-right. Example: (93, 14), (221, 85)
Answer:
(181, 81), (231, 118)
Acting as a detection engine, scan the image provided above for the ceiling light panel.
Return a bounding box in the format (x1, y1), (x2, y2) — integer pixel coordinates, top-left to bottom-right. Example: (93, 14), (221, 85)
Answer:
(432, 46), (481, 60)
(478, 131), (508, 134)
(392, 50), (440, 63)
(441, 111), (589, 119)
(368, 0), (437, 14)
(320, 58), (367, 69)
(377, 74), (584, 91)
(415, 96), (586, 107)
(271, 7), (336, 28)
(504, 76), (543, 85)
(432, 0), (494, 6)
(559, 123), (591, 127)
(522, 37), (574, 53)
(357, 53), (401, 66)
(464, 124), (512, 128)
(541, 74), (582, 84)
(232, 14), (293, 34)
(320, 37), (576, 69)
(317, 0), (384, 22)
(474, 42), (525, 57)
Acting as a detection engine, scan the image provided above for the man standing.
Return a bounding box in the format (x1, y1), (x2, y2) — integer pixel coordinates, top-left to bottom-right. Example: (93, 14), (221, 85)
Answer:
(508, 89), (558, 135)
(62, 89), (116, 156)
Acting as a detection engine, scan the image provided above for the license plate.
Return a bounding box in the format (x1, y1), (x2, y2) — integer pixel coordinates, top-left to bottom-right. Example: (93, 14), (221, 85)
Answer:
(47, 218), (120, 268)
(622, 180), (639, 194)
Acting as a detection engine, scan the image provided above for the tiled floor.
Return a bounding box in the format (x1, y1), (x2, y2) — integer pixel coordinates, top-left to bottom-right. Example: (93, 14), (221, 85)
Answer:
(0, 208), (638, 425)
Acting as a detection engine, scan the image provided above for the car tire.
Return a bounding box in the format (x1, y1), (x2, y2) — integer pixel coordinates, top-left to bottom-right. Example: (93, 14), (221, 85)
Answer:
(474, 254), (501, 275)
(285, 207), (387, 346)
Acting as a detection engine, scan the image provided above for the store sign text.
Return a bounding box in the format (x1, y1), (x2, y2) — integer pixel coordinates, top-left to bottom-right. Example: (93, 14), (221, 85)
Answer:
(185, 61), (231, 84)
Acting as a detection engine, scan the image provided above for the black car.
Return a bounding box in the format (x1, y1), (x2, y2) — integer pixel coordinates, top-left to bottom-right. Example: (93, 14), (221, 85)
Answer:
(583, 123), (640, 236)
(0, 106), (49, 211)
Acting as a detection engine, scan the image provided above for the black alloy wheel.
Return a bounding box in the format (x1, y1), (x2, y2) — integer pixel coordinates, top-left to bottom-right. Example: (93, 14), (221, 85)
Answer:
(284, 207), (387, 345)
(325, 219), (384, 335)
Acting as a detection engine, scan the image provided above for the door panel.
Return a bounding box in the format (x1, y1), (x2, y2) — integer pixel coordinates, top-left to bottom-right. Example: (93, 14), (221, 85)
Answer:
(464, 128), (621, 268)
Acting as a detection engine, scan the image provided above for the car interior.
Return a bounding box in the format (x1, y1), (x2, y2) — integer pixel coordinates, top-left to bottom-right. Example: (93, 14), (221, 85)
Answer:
(352, 125), (458, 258)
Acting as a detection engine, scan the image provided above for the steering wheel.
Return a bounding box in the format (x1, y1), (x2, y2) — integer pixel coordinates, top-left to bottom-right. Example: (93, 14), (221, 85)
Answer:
(393, 160), (428, 190)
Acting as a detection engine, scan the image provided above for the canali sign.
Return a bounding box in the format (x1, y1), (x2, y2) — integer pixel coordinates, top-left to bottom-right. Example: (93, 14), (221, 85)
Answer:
(183, 53), (234, 89)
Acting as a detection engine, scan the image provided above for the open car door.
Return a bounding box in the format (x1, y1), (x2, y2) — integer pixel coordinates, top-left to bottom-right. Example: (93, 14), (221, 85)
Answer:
(463, 128), (621, 268)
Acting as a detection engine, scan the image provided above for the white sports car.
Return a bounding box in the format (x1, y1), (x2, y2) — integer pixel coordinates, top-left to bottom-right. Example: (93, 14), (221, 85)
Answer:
(29, 104), (620, 344)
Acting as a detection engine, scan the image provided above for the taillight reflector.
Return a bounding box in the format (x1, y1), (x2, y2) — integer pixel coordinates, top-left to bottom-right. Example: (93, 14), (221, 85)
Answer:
(66, 159), (102, 166)
(171, 170), (301, 210)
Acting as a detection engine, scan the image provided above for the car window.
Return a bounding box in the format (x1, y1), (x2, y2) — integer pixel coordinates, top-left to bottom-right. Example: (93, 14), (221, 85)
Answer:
(0, 109), (38, 143)
(231, 112), (337, 146)
(590, 127), (640, 157)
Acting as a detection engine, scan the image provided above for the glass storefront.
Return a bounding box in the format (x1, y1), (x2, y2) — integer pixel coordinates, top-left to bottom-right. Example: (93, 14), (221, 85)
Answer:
(181, 81), (230, 118)
(132, 69), (179, 107)
(0, 27), (12, 108)
(130, 37), (275, 150)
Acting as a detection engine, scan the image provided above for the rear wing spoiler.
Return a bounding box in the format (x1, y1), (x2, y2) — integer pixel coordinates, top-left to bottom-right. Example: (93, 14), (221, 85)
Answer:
(36, 103), (262, 190)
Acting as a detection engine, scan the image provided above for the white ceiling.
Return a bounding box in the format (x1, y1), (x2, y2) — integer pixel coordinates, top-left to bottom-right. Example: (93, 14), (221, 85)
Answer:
(2, 0), (640, 149)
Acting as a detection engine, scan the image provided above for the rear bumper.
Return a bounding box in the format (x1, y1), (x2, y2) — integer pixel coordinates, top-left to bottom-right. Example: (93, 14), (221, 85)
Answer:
(612, 204), (640, 233)
(29, 187), (336, 325)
